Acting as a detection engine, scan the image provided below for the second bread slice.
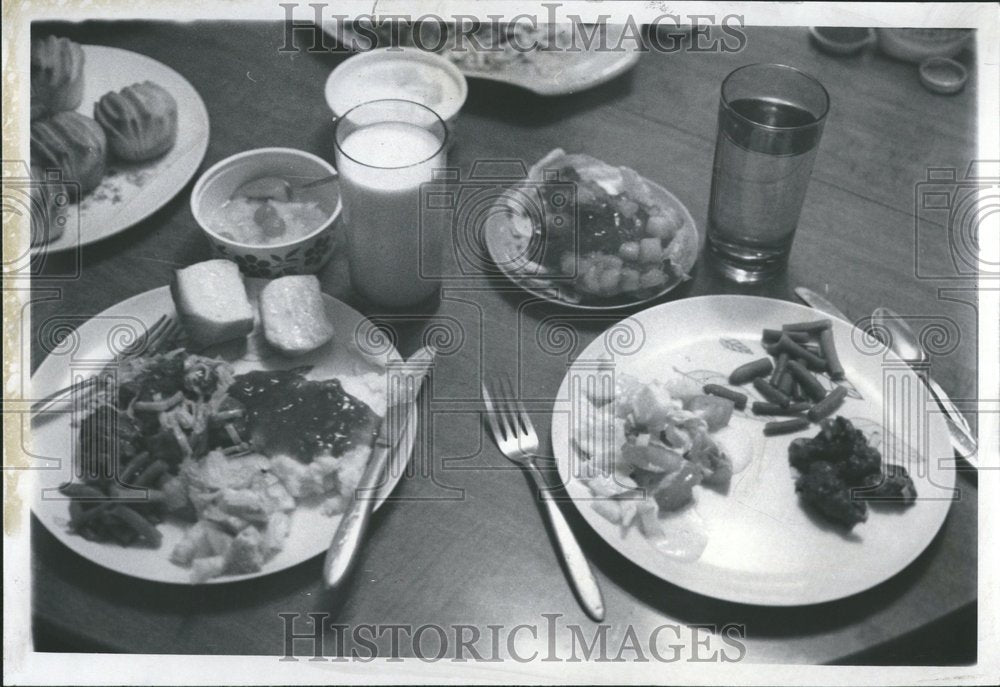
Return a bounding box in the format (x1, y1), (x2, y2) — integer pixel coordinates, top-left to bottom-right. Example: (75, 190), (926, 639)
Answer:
(259, 275), (335, 356)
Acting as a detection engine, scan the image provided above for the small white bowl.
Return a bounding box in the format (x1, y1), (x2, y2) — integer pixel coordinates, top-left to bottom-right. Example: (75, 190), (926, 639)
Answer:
(325, 47), (468, 124)
(190, 148), (341, 277)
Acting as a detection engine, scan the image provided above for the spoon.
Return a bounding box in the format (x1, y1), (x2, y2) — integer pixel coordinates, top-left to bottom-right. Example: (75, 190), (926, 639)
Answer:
(232, 173), (338, 203)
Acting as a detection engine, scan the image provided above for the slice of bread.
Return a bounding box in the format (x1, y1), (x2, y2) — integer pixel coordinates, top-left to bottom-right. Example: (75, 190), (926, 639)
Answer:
(171, 259), (254, 348)
(259, 275), (335, 356)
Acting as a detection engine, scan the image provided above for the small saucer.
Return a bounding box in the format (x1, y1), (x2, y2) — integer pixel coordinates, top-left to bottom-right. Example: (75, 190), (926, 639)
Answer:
(919, 57), (968, 94)
(809, 27), (875, 56)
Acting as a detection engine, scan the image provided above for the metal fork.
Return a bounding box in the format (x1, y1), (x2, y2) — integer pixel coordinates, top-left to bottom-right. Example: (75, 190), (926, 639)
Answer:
(31, 314), (182, 414)
(482, 374), (606, 622)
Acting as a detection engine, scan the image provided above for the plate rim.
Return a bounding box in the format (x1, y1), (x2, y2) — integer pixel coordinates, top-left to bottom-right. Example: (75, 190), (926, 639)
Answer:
(30, 284), (402, 585)
(550, 293), (957, 606)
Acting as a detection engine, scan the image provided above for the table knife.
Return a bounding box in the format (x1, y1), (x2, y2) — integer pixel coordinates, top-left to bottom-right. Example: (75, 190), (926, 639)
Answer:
(794, 287), (978, 467)
(871, 307), (978, 468)
(323, 346), (436, 590)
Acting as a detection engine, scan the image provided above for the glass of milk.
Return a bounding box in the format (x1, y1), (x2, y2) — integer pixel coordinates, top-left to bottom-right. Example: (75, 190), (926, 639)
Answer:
(334, 99), (448, 308)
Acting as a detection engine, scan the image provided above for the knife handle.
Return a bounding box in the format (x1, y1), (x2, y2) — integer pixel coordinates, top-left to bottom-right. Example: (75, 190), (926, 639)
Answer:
(323, 494), (374, 591)
(323, 443), (390, 590)
(529, 462), (606, 622)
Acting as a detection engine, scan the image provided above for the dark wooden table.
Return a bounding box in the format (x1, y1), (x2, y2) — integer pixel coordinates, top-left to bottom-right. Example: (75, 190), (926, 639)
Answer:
(28, 21), (978, 664)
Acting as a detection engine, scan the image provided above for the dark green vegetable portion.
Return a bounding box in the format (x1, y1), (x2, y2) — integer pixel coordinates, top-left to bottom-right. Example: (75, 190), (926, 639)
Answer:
(786, 359), (827, 402)
(819, 328), (845, 380)
(807, 385), (848, 422)
(782, 319), (832, 333)
(764, 417), (812, 435)
(729, 357), (774, 385)
(702, 384), (748, 411)
(753, 377), (792, 407)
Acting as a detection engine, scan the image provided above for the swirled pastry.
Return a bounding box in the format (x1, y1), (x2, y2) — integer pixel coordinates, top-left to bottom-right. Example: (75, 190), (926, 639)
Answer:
(31, 111), (108, 197)
(31, 36), (85, 113)
(29, 165), (70, 246)
(94, 81), (178, 161)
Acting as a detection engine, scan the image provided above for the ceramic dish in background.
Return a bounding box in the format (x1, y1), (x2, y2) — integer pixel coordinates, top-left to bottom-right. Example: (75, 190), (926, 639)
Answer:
(876, 28), (972, 63)
(808, 27), (875, 56)
(321, 21), (641, 97)
(324, 47), (468, 124)
(190, 148), (341, 277)
(919, 57), (968, 95)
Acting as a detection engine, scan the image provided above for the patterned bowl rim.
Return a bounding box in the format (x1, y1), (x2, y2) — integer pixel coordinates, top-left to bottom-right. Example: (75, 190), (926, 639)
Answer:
(190, 147), (342, 251)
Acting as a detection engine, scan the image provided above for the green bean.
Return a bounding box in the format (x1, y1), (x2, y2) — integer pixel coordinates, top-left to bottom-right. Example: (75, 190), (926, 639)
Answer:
(782, 319), (832, 333)
(770, 352), (789, 385)
(752, 401), (811, 416)
(807, 385), (848, 422)
(767, 335), (827, 372)
(59, 482), (106, 500)
(786, 360), (827, 402)
(703, 384), (748, 411)
(819, 328), (845, 381)
(134, 459), (168, 488)
(112, 506), (163, 548)
(729, 358), (774, 385)
(762, 328), (811, 344)
(764, 417), (812, 435)
(753, 378), (791, 407)
(119, 451), (153, 484)
(777, 370), (795, 396)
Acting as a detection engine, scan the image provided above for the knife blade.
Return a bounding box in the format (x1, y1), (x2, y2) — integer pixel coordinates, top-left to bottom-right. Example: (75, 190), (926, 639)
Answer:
(795, 288), (978, 467)
(323, 346), (436, 590)
(870, 308), (978, 468)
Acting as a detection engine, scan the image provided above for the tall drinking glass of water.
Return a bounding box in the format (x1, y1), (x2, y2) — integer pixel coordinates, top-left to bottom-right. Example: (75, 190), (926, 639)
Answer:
(706, 64), (830, 283)
(334, 99), (448, 307)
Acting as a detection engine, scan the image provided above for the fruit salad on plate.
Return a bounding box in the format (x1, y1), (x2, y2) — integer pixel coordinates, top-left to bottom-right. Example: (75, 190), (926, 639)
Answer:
(487, 149), (699, 306)
(573, 374), (752, 561)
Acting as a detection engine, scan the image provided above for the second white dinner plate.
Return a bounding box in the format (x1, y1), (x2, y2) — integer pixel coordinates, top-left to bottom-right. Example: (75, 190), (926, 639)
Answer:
(551, 295), (956, 606)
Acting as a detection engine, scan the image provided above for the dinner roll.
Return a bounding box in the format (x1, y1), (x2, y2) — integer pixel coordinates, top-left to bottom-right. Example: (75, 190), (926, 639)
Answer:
(95, 81), (178, 161)
(31, 36), (85, 113)
(31, 111), (108, 197)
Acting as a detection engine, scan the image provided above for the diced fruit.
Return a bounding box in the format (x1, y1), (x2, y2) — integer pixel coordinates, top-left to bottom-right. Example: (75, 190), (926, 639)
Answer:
(639, 238), (663, 264)
(646, 207), (683, 239)
(619, 267), (641, 292)
(599, 267), (621, 294)
(618, 241), (640, 262)
(640, 268), (667, 289)
(615, 196), (639, 218)
(579, 263), (603, 294)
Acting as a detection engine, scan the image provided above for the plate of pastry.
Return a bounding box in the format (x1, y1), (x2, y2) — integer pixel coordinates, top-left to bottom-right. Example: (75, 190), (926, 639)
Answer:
(29, 39), (210, 251)
(30, 260), (411, 584)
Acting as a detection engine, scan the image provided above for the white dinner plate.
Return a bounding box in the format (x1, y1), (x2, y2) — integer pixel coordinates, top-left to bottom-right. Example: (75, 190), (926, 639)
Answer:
(31, 283), (403, 584)
(321, 22), (641, 96)
(37, 45), (210, 252)
(551, 295), (956, 606)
